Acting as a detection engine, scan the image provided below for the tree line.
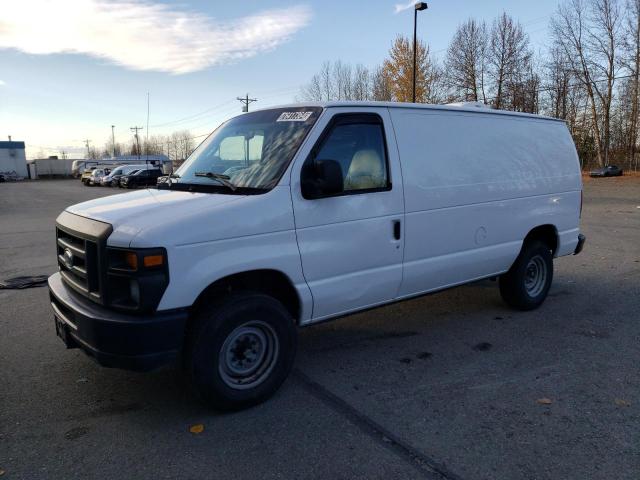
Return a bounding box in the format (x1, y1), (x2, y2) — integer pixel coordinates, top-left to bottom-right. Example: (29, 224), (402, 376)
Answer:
(87, 130), (197, 162)
(300, 0), (640, 170)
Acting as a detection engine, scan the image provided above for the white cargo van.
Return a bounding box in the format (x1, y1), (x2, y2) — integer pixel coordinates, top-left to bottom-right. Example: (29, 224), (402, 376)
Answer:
(49, 102), (585, 410)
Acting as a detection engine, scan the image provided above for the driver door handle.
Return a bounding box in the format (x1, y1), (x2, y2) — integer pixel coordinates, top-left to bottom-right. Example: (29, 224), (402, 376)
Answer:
(393, 220), (401, 240)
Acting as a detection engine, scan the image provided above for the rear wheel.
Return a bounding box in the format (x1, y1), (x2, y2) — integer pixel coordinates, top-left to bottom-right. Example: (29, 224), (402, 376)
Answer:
(185, 292), (297, 411)
(499, 240), (553, 311)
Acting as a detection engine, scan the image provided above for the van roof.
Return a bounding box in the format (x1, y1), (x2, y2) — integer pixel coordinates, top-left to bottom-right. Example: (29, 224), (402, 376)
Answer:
(253, 101), (564, 123)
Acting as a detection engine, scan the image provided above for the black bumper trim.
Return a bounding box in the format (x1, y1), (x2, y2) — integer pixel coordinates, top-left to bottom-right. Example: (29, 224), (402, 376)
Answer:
(574, 233), (586, 255)
(48, 272), (188, 371)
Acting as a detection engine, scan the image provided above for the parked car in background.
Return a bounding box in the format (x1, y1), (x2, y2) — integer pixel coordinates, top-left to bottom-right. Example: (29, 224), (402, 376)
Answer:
(49, 102), (585, 411)
(118, 169), (140, 188)
(590, 165), (623, 177)
(120, 168), (163, 188)
(80, 167), (97, 185)
(72, 157), (172, 178)
(101, 165), (149, 186)
(85, 168), (111, 186)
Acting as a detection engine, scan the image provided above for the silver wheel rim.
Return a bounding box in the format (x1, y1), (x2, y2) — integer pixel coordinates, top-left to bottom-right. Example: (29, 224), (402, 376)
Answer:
(524, 255), (547, 297)
(218, 321), (279, 390)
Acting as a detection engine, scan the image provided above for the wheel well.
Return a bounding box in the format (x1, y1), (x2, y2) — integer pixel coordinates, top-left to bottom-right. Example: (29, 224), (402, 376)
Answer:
(524, 225), (558, 254)
(192, 270), (301, 322)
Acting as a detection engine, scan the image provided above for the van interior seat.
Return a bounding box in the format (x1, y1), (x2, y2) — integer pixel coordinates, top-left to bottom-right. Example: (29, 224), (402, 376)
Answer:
(345, 149), (385, 190)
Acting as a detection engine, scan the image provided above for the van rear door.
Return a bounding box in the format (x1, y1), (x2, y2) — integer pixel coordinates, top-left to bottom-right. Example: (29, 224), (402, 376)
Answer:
(290, 108), (405, 320)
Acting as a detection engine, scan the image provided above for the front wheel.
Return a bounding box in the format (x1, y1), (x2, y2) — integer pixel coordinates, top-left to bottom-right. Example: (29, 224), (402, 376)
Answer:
(185, 293), (297, 411)
(499, 241), (553, 311)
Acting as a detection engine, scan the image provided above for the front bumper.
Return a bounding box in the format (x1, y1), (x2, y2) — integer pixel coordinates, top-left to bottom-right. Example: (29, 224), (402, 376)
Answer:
(48, 272), (188, 371)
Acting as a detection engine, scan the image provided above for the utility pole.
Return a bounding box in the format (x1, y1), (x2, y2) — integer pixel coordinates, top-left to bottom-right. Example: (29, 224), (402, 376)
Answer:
(84, 139), (91, 159)
(130, 126), (143, 161)
(237, 94), (257, 113)
(111, 125), (116, 158)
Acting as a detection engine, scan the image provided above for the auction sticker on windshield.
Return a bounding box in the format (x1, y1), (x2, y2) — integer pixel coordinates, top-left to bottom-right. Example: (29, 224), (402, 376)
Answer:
(277, 111), (314, 122)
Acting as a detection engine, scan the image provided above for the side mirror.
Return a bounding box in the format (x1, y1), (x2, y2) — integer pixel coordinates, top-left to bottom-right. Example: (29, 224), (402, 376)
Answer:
(301, 159), (344, 199)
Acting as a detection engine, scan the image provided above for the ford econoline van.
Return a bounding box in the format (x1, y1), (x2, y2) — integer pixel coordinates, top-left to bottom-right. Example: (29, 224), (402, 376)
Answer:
(49, 102), (585, 410)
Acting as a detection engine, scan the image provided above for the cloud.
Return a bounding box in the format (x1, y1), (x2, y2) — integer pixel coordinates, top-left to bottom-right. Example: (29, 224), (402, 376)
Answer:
(0, 1), (312, 74)
(394, 1), (418, 13)
(0, 80), (5, 86)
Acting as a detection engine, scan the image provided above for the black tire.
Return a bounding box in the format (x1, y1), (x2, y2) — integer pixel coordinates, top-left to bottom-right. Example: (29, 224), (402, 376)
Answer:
(499, 240), (553, 311)
(185, 292), (297, 411)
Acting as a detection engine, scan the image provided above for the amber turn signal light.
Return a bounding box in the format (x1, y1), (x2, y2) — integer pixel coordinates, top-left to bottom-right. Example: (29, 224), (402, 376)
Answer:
(143, 254), (164, 268)
(124, 252), (138, 270)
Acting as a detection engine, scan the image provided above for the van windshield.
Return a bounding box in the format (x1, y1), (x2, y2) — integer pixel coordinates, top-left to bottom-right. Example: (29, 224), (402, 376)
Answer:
(174, 107), (322, 192)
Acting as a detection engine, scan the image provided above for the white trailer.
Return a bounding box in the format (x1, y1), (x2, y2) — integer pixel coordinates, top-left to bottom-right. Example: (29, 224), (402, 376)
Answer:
(28, 158), (75, 178)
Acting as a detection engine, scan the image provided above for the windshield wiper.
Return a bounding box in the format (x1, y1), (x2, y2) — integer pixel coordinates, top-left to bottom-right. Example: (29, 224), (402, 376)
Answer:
(194, 172), (237, 191)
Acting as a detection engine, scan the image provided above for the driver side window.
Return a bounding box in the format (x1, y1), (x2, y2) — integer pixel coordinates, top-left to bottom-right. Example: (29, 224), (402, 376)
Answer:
(310, 115), (389, 194)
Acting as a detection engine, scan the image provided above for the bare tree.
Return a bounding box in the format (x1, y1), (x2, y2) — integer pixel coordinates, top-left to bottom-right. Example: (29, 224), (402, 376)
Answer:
(353, 64), (371, 100)
(621, 0), (640, 170)
(320, 61), (334, 101)
(334, 61), (353, 100)
(88, 146), (100, 160)
(488, 13), (532, 109)
(545, 43), (576, 119)
(552, 0), (621, 166)
(509, 60), (541, 113)
(371, 65), (393, 101)
(143, 135), (166, 156)
(300, 74), (323, 102)
(300, 61), (358, 101)
(446, 19), (489, 102)
(165, 130), (195, 161)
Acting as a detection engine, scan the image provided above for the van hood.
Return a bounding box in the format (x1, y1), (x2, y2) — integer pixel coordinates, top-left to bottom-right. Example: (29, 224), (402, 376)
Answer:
(65, 186), (294, 249)
(67, 189), (245, 247)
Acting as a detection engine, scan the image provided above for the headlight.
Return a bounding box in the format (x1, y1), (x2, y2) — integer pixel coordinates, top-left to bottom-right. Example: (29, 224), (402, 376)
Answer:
(105, 247), (169, 312)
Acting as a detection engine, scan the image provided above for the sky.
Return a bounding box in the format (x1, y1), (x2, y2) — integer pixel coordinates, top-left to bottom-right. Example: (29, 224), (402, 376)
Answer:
(0, 0), (561, 159)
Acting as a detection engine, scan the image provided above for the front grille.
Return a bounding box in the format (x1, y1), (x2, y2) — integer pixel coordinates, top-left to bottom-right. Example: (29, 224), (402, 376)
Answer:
(57, 228), (101, 300)
(55, 211), (112, 305)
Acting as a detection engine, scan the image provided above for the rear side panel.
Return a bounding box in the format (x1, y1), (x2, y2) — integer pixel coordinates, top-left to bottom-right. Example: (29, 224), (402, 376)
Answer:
(389, 108), (581, 297)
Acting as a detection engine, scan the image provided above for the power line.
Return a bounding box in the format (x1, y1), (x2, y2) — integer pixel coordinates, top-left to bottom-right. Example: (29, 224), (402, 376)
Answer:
(148, 86), (300, 130)
(149, 99), (237, 128)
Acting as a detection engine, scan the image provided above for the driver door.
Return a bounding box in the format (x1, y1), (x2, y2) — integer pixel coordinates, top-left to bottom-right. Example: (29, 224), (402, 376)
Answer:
(290, 108), (405, 320)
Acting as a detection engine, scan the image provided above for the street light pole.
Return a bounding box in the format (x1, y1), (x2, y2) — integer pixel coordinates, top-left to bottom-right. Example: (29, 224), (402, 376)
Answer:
(412, 2), (428, 103)
(111, 125), (115, 158)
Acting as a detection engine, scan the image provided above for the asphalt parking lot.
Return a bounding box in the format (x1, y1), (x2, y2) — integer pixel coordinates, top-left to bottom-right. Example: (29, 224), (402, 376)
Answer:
(1, 178), (639, 480)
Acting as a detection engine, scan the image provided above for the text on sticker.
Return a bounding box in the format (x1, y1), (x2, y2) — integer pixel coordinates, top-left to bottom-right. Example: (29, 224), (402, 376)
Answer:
(277, 112), (313, 122)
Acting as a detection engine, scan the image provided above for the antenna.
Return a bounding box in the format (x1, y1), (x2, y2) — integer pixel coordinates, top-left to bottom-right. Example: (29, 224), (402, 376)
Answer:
(146, 92), (150, 163)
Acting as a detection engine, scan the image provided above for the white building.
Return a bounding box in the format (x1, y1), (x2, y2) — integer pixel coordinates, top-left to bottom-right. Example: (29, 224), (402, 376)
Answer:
(0, 140), (28, 178)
